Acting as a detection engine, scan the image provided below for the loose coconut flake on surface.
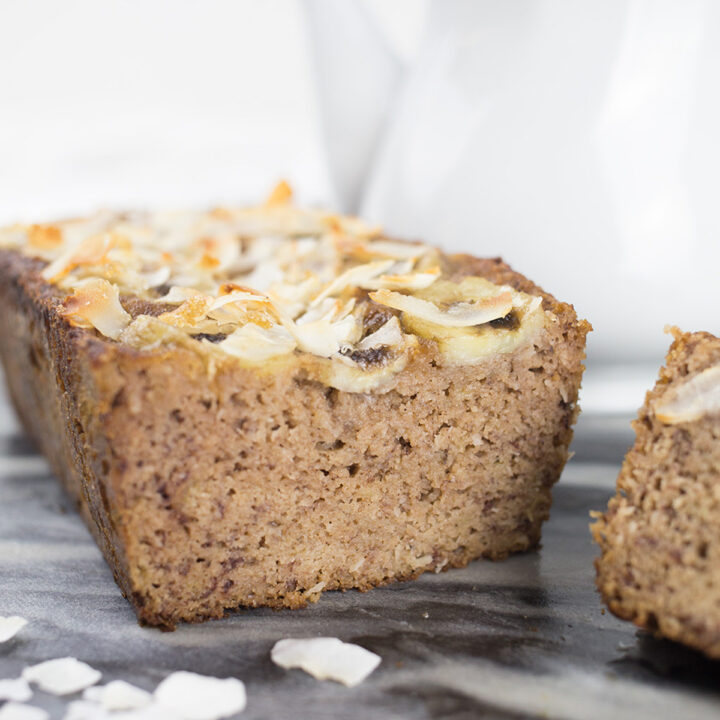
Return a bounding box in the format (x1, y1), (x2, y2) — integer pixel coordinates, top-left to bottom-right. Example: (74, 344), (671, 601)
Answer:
(82, 681), (152, 712)
(0, 703), (49, 720)
(21, 658), (101, 696)
(0, 616), (27, 643)
(63, 699), (176, 720)
(0, 678), (32, 702)
(153, 671), (246, 720)
(271, 637), (381, 687)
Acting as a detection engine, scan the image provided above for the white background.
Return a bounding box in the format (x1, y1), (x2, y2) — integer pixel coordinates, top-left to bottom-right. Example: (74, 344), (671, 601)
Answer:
(0, 0), (334, 220)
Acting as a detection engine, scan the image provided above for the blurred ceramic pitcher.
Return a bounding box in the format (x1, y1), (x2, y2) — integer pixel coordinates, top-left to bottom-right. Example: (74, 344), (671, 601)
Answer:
(305, 0), (720, 363)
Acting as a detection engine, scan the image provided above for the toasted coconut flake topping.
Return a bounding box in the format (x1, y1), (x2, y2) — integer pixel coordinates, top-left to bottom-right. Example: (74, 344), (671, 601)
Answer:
(358, 316), (404, 350)
(157, 286), (203, 304)
(219, 323), (296, 362)
(41, 232), (116, 283)
(271, 637), (381, 687)
(310, 260), (393, 306)
(0, 616), (27, 643)
(361, 266), (441, 291)
(654, 364), (720, 424)
(265, 179), (293, 206)
(59, 279), (131, 339)
(4, 184), (547, 382)
(369, 288), (513, 327)
(22, 658), (101, 696)
(28, 225), (63, 252)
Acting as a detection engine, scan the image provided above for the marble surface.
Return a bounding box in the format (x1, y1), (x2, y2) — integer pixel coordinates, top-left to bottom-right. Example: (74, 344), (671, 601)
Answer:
(1, 395), (719, 719)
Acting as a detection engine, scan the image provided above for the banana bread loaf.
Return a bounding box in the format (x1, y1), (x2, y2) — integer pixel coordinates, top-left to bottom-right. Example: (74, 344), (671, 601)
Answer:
(593, 328), (720, 657)
(0, 184), (589, 628)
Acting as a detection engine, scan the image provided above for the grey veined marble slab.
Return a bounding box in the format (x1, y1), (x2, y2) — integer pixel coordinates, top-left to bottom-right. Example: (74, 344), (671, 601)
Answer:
(1, 404), (719, 720)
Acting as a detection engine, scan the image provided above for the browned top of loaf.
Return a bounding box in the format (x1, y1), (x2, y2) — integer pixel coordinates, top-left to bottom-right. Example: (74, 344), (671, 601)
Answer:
(0, 248), (577, 345)
(0, 185), (589, 392)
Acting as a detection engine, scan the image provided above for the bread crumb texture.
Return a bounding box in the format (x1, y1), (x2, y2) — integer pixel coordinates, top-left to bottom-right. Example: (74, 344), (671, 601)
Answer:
(593, 328), (720, 658)
(0, 186), (589, 627)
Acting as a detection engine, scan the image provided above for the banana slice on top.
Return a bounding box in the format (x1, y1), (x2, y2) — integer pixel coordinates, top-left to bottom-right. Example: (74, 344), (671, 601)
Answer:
(370, 277), (545, 364)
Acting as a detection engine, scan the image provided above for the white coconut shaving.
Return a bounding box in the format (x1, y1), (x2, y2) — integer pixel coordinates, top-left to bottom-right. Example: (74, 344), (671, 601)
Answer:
(357, 317), (404, 351)
(310, 260), (393, 306)
(82, 681), (152, 712)
(271, 637), (381, 687)
(0, 703), (49, 720)
(654, 364), (720, 424)
(62, 700), (109, 720)
(153, 671), (246, 720)
(22, 658), (101, 696)
(0, 616), (27, 643)
(64, 699), (176, 720)
(59, 278), (131, 340)
(0, 678), (32, 702)
(360, 267), (441, 291)
(218, 323), (296, 362)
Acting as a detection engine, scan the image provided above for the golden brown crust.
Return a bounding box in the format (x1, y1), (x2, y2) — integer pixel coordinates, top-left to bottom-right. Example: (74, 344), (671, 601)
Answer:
(1, 246), (589, 628)
(0, 204), (558, 387)
(592, 329), (720, 658)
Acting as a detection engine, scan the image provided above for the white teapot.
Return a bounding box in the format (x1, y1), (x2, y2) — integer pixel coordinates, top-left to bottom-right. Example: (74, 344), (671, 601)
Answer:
(305, 0), (720, 363)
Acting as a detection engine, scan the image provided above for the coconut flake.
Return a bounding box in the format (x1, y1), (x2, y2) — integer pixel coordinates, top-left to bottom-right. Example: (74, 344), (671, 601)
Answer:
(289, 320), (343, 358)
(0, 678), (32, 702)
(140, 265), (171, 290)
(240, 259), (285, 292)
(157, 296), (213, 332)
(41, 232), (116, 283)
(62, 700), (109, 720)
(264, 179), (293, 206)
(0, 225), (28, 250)
(357, 317), (404, 351)
(22, 658), (101, 696)
(208, 289), (271, 312)
(284, 298), (361, 357)
(0, 616), (27, 643)
(0, 703), (48, 720)
(654, 364), (720, 424)
(335, 237), (430, 262)
(156, 286), (203, 304)
(360, 267), (440, 292)
(154, 672), (246, 720)
(59, 279), (131, 340)
(369, 288), (512, 328)
(267, 276), (322, 319)
(364, 239), (431, 260)
(64, 699), (176, 720)
(82, 681), (152, 712)
(271, 637), (381, 687)
(290, 314), (361, 358)
(310, 260), (393, 307)
(218, 323), (296, 362)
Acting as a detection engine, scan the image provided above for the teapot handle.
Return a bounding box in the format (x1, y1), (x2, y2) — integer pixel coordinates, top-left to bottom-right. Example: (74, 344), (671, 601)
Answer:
(303, 0), (403, 211)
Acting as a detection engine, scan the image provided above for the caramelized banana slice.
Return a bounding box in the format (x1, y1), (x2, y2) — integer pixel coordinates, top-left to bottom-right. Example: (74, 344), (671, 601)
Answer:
(372, 277), (545, 364)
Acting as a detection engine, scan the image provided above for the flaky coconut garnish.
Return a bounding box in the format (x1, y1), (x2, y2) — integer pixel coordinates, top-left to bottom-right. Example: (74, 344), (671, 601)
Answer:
(0, 183), (547, 388)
